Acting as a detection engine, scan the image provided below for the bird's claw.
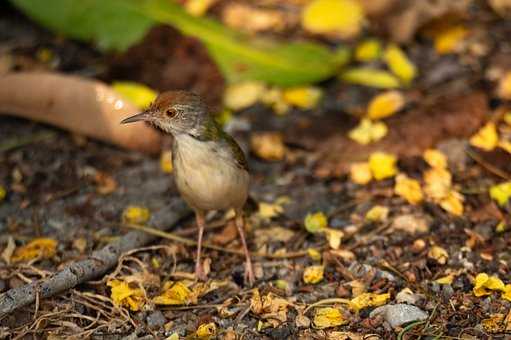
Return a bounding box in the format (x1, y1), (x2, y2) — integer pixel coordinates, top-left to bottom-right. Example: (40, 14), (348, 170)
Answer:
(244, 262), (255, 286)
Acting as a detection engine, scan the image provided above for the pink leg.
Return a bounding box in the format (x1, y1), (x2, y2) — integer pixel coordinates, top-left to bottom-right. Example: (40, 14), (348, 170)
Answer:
(195, 212), (207, 281)
(235, 210), (254, 286)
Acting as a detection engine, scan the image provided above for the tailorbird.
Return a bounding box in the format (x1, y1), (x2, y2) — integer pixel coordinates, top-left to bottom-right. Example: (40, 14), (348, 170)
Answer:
(121, 91), (254, 285)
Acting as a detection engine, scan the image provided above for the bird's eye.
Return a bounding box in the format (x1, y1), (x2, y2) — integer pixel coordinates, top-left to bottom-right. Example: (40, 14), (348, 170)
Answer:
(166, 109), (176, 118)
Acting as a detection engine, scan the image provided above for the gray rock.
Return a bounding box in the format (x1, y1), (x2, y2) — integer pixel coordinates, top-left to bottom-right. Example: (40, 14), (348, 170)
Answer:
(370, 304), (428, 328)
(146, 310), (166, 329)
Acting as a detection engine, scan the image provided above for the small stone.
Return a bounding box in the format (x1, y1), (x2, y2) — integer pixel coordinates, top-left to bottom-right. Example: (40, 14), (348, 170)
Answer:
(370, 304), (428, 328)
(395, 288), (423, 305)
(146, 311), (166, 330)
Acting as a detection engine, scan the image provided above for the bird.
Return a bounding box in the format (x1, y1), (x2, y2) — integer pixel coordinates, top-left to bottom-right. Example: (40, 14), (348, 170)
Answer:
(120, 91), (254, 285)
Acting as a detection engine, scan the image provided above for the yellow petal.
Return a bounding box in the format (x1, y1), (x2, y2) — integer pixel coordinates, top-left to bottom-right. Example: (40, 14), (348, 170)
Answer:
(423, 167), (452, 201)
(250, 132), (287, 161)
(394, 173), (423, 205)
(489, 181), (511, 206)
(435, 274), (455, 285)
(355, 39), (382, 62)
(504, 112), (511, 126)
(496, 220), (508, 233)
(0, 185), (5, 202)
(313, 307), (348, 329)
(470, 122), (499, 151)
(282, 86), (322, 109)
(112, 81), (158, 109)
(498, 140), (511, 154)
(153, 281), (192, 305)
(434, 25), (469, 55)
(303, 265), (324, 284)
(482, 313), (505, 333)
(439, 190), (464, 216)
(473, 273), (505, 297)
(383, 44), (417, 85)
(304, 212), (328, 234)
(258, 201), (284, 219)
(307, 248), (322, 261)
(349, 292), (390, 312)
(428, 245), (449, 265)
(122, 205), (150, 224)
(502, 284), (511, 301)
(11, 238), (57, 263)
(498, 71), (511, 100)
(350, 162), (372, 185)
(261, 88), (290, 115)
(107, 279), (145, 311)
(324, 228), (344, 250)
(160, 150), (173, 173)
(224, 81), (266, 110)
(302, 0), (364, 39)
(196, 322), (217, 338)
(423, 149), (448, 169)
(369, 152), (398, 180)
(185, 0), (217, 16)
(365, 205), (389, 222)
(340, 67), (401, 89)
(348, 119), (388, 145)
(367, 91), (405, 120)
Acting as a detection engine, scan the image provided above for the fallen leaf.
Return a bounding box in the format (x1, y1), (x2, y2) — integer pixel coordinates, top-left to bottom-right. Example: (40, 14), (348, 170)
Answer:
(251, 132), (287, 161)
(350, 162), (372, 185)
(282, 86), (322, 109)
(496, 220), (508, 233)
(434, 25), (469, 55)
(255, 226), (294, 244)
(340, 67), (401, 89)
(439, 190), (464, 216)
(185, 0), (217, 16)
(112, 81), (157, 109)
(160, 150), (173, 173)
(355, 38), (382, 62)
(482, 313), (505, 333)
(324, 228), (344, 250)
(313, 307), (348, 329)
(0, 185), (6, 202)
(1, 237), (15, 264)
(391, 214), (429, 234)
(196, 322), (217, 339)
(303, 265), (324, 284)
(365, 205), (389, 222)
(302, 0), (365, 39)
(349, 292), (390, 312)
(427, 245), (449, 265)
(394, 174), (423, 205)
(423, 149), (448, 169)
(348, 118), (388, 145)
(107, 279), (145, 311)
(383, 44), (417, 85)
(222, 3), (284, 33)
(473, 273), (505, 297)
(307, 248), (322, 261)
(94, 171), (117, 195)
(304, 212), (328, 233)
(367, 91), (405, 120)
(250, 289), (290, 324)
(258, 201), (284, 219)
(423, 167), (452, 201)
(153, 281), (192, 305)
(498, 71), (511, 100)
(11, 238), (57, 263)
(122, 205), (150, 224)
(224, 81), (266, 110)
(469, 122), (498, 151)
(502, 284), (511, 301)
(489, 182), (511, 206)
(435, 274), (455, 285)
(369, 152), (398, 180)
(261, 87), (290, 115)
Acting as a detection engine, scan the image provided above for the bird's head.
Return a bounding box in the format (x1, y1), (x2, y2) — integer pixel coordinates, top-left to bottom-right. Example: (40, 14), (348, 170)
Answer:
(121, 91), (209, 137)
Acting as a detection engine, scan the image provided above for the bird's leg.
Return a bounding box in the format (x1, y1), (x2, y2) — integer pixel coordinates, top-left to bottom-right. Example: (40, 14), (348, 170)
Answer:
(235, 210), (254, 286)
(194, 211), (207, 281)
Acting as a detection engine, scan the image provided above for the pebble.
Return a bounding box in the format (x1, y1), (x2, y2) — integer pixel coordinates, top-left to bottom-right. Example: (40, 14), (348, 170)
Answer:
(370, 304), (428, 328)
(146, 310), (166, 329)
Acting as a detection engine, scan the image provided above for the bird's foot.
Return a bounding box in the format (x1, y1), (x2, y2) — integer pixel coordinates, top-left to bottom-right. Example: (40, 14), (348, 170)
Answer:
(195, 261), (208, 282)
(244, 261), (255, 286)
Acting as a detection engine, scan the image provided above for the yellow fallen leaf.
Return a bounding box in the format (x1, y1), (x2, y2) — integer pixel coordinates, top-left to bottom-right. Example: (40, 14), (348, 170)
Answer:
(496, 220), (508, 233)
(196, 322), (217, 339)
(313, 307), (348, 329)
(324, 228), (344, 250)
(304, 212), (328, 233)
(282, 86), (322, 109)
(349, 292), (390, 312)
(258, 201), (284, 219)
(340, 67), (401, 89)
(470, 122), (498, 151)
(303, 265), (324, 284)
(502, 284), (511, 301)
(261, 87), (290, 115)
(11, 238), (57, 263)
(224, 81), (266, 110)
(160, 150), (173, 173)
(489, 181), (511, 206)
(482, 313), (505, 333)
(107, 279), (145, 311)
(0, 185), (5, 202)
(122, 205), (150, 224)
(348, 119), (388, 145)
(504, 112), (511, 126)
(365, 205), (389, 222)
(434, 25), (469, 55)
(302, 0), (364, 39)
(185, 0), (217, 16)
(112, 81), (157, 109)
(223, 3), (284, 34)
(423, 149), (448, 169)
(435, 274), (455, 285)
(383, 44), (417, 85)
(439, 190), (464, 216)
(251, 132), (287, 161)
(423, 167), (452, 201)
(367, 91), (405, 120)
(167, 333), (179, 340)
(355, 38), (382, 62)
(428, 245), (449, 265)
(498, 71), (511, 100)
(307, 248), (322, 261)
(498, 140), (511, 154)
(473, 273), (505, 297)
(394, 174), (423, 205)
(350, 162), (372, 185)
(153, 281), (192, 305)
(369, 152), (398, 180)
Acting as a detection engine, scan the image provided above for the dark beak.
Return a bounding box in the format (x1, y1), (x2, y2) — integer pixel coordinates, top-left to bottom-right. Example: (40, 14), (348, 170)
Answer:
(120, 111), (152, 124)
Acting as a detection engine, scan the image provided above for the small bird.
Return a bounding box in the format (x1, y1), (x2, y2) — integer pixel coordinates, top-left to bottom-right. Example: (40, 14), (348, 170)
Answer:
(121, 91), (254, 285)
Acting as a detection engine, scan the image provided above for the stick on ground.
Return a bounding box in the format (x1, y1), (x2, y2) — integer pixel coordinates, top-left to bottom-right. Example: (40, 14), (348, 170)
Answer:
(0, 201), (190, 318)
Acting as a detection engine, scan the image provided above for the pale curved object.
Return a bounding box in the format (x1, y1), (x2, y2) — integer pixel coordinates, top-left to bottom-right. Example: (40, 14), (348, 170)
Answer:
(0, 72), (162, 154)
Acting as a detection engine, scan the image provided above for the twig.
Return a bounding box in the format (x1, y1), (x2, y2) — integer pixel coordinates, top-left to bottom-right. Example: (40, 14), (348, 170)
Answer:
(0, 201), (190, 318)
(466, 148), (511, 180)
(303, 298), (351, 314)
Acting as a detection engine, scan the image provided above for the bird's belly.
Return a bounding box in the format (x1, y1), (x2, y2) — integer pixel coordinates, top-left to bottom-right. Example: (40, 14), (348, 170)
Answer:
(173, 144), (249, 212)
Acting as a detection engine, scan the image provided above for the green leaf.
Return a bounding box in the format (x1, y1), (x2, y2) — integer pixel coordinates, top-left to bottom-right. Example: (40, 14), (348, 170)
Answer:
(11, 0), (350, 85)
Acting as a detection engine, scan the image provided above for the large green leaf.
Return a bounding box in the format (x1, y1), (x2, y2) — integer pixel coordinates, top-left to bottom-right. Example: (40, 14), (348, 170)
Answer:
(11, 0), (350, 85)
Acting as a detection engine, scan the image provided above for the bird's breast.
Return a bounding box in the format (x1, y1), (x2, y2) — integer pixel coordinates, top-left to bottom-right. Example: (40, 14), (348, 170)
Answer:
(172, 135), (249, 212)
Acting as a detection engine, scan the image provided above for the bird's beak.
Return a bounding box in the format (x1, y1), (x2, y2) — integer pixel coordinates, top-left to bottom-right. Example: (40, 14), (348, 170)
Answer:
(120, 111), (152, 124)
